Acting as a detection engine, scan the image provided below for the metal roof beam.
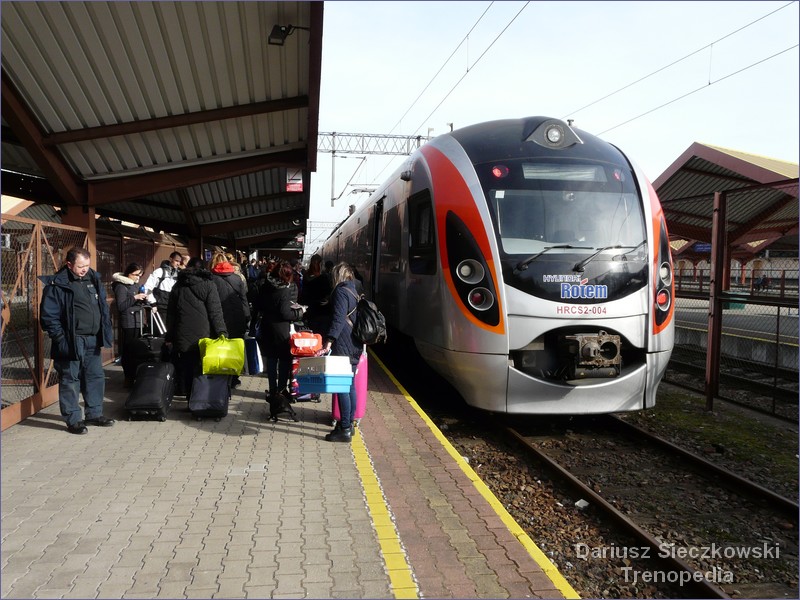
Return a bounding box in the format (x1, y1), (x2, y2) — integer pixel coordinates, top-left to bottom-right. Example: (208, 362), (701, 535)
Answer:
(305, 1), (324, 172)
(236, 230), (302, 246)
(192, 191), (304, 213)
(1, 73), (85, 205)
(0, 170), (58, 204)
(42, 96), (309, 146)
(92, 207), (189, 236)
(200, 208), (305, 236)
(87, 148), (307, 205)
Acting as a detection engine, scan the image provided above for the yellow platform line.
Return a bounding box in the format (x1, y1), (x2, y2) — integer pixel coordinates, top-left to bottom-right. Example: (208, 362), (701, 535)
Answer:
(369, 350), (581, 600)
(351, 426), (419, 599)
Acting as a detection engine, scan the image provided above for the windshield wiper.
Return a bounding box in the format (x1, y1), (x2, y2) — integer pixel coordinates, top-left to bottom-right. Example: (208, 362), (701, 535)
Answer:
(573, 245), (624, 272)
(515, 245), (592, 272)
(572, 240), (646, 272)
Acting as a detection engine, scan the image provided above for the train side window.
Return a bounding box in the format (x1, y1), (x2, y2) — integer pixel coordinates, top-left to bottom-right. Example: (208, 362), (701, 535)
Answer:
(408, 190), (436, 275)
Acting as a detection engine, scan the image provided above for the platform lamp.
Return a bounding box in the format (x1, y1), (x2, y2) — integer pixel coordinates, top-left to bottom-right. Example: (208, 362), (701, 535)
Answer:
(268, 24), (311, 46)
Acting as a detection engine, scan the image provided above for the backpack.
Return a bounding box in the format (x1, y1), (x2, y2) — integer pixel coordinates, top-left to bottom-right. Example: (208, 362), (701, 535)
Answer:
(345, 289), (387, 345)
(152, 267), (172, 308)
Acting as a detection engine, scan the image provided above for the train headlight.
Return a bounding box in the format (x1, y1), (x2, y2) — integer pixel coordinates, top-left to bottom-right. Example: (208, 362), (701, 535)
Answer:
(545, 125), (564, 144)
(468, 288), (494, 311)
(526, 118), (583, 149)
(446, 211), (500, 326)
(456, 259), (485, 285)
(659, 262), (672, 286)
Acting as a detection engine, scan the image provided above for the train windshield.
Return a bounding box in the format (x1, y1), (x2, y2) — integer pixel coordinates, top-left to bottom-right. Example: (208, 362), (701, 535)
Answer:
(480, 160), (649, 302)
(489, 163), (644, 252)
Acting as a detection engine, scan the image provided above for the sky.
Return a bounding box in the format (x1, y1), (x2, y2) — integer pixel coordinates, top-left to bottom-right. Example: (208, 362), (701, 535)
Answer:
(305, 0), (799, 252)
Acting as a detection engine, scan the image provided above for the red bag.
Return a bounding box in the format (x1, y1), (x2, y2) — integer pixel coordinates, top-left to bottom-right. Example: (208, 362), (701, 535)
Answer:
(290, 331), (323, 356)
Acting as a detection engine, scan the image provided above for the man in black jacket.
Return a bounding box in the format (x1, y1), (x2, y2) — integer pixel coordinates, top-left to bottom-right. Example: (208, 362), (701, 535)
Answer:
(39, 247), (116, 434)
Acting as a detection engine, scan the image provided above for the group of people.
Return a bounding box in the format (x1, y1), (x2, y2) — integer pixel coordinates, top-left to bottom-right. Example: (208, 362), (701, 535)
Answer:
(41, 247), (365, 443)
(247, 253), (364, 443)
(753, 275), (771, 293)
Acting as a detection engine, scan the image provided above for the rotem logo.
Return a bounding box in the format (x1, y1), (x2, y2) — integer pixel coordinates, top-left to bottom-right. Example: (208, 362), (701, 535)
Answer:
(560, 279), (608, 299)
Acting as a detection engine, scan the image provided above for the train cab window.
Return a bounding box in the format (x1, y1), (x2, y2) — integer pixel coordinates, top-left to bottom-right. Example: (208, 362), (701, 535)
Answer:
(493, 190), (545, 254)
(408, 190), (436, 275)
(489, 187), (644, 254)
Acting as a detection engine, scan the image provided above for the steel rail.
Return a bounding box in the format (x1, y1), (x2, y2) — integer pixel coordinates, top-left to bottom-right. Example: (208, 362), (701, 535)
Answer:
(607, 415), (799, 515)
(506, 427), (730, 599)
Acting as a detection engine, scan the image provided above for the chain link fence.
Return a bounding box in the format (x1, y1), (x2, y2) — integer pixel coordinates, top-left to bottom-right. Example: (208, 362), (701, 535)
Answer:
(1, 215), (188, 429)
(1, 217), (88, 417)
(664, 181), (799, 420)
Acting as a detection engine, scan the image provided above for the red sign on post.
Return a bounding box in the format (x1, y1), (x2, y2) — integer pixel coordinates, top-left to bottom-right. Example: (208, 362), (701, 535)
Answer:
(286, 169), (303, 192)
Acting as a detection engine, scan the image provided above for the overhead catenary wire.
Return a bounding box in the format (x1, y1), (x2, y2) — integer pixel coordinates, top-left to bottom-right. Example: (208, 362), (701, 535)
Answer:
(388, 1), (495, 135)
(332, 156), (367, 203)
(562, 0), (797, 120)
(328, 2), (498, 221)
(598, 43), (798, 136)
(356, 1), (501, 202)
(362, 1), (531, 195)
(410, 1), (530, 136)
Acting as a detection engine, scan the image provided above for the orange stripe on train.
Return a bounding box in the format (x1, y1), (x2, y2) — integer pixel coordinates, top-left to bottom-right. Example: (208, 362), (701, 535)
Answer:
(421, 145), (505, 335)
(647, 178), (674, 334)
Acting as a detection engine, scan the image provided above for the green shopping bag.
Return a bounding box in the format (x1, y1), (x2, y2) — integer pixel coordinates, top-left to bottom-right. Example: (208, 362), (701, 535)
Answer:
(198, 335), (245, 376)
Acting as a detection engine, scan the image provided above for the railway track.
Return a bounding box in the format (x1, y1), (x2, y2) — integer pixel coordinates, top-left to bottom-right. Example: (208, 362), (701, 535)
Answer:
(666, 347), (799, 422)
(504, 416), (798, 599)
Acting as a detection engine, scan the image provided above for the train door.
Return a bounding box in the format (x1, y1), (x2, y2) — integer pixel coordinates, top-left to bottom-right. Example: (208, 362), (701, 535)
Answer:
(370, 198), (384, 297)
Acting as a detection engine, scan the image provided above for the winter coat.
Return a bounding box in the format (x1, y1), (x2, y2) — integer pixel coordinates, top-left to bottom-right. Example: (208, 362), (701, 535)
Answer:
(299, 272), (332, 335)
(165, 267), (227, 353)
(256, 277), (302, 358)
(143, 263), (178, 311)
(39, 266), (114, 360)
(326, 280), (362, 366)
(210, 262), (251, 339)
(112, 272), (147, 330)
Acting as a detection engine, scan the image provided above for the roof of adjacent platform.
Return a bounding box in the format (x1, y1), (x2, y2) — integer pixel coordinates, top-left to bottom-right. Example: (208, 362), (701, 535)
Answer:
(654, 142), (798, 258)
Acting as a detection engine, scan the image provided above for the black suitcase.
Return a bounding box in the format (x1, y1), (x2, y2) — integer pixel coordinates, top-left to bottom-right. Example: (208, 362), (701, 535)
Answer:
(128, 335), (168, 374)
(127, 305), (169, 375)
(189, 374), (231, 421)
(125, 362), (175, 421)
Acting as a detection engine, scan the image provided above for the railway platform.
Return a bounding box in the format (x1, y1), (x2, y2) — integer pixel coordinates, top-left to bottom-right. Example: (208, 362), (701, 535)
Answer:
(1, 352), (577, 599)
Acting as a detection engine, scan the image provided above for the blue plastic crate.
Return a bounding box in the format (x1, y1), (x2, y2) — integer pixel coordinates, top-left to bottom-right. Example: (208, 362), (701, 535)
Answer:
(296, 374), (353, 394)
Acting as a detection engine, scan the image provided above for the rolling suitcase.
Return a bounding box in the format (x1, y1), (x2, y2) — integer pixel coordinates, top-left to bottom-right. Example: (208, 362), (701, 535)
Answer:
(125, 362), (175, 421)
(128, 334), (168, 375)
(332, 351), (368, 427)
(189, 374), (231, 421)
(127, 305), (169, 376)
(149, 308), (166, 336)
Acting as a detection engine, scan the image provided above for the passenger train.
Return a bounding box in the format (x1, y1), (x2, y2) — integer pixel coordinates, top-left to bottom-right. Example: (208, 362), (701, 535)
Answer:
(319, 117), (674, 414)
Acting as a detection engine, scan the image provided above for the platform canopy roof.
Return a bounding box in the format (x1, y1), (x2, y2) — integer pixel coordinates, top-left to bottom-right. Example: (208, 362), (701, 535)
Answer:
(655, 143), (798, 260)
(1, 1), (323, 251)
